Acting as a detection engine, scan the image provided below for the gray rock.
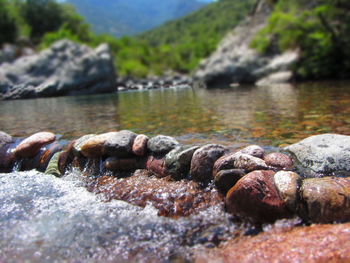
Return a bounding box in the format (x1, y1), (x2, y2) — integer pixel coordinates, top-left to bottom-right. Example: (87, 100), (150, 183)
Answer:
(165, 145), (199, 180)
(104, 130), (137, 157)
(285, 134), (350, 177)
(0, 40), (116, 100)
(0, 131), (13, 148)
(232, 153), (268, 172)
(214, 169), (245, 195)
(190, 144), (228, 182)
(239, 145), (265, 159)
(147, 135), (179, 154)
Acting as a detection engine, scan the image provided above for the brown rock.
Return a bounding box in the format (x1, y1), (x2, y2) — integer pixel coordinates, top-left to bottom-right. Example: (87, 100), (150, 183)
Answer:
(80, 132), (112, 158)
(226, 170), (292, 222)
(212, 153), (236, 178)
(0, 143), (16, 172)
(239, 145), (265, 158)
(72, 134), (96, 156)
(14, 132), (56, 158)
(146, 155), (167, 178)
(214, 169), (245, 195)
(132, 134), (149, 156)
(104, 157), (144, 172)
(264, 152), (294, 169)
(58, 140), (76, 174)
(190, 144), (228, 182)
(232, 153), (268, 172)
(300, 177), (350, 223)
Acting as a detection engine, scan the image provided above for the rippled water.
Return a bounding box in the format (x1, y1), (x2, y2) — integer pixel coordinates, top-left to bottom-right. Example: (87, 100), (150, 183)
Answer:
(0, 82), (349, 146)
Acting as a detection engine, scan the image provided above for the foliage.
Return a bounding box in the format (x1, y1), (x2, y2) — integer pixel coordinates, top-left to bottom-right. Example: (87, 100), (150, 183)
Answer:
(0, 0), (19, 45)
(251, 0), (350, 79)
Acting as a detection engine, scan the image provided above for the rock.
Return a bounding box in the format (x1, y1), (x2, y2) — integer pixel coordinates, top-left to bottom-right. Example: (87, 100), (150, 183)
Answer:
(285, 134), (350, 177)
(190, 144), (228, 182)
(226, 170), (291, 222)
(37, 142), (63, 171)
(214, 169), (245, 195)
(14, 132), (56, 158)
(147, 135), (179, 155)
(264, 152), (294, 169)
(212, 154), (237, 177)
(104, 157), (143, 172)
(45, 151), (63, 177)
(165, 145), (199, 180)
(146, 156), (167, 178)
(80, 130), (137, 158)
(73, 134), (96, 156)
(0, 131), (13, 148)
(273, 171), (301, 211)
(0, 40), (116, 100)
(300, 177), (350, 223)
(232, 153), (268, 172)
(132, 134), (149, 156)
(256, 71), (294, 86)
(194, 1), (298, 86)
(58, 141), (76, 174)
(0, 143), (16, 172)
(239, 145), (265, 158)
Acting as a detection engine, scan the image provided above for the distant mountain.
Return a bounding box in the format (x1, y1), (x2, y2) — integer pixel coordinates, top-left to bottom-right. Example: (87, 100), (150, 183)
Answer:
(67, 0), (208, 36)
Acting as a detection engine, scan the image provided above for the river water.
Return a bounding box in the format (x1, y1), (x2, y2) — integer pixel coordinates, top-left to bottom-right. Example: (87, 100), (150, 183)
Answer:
(0, 82), (349, 262)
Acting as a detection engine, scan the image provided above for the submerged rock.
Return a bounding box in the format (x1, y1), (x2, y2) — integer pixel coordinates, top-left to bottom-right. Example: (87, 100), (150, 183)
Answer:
(14, 132), (56, 158)
(0, 40), (116, 100)
(147, 135), (179, 155)
(285, 134), (350, 177)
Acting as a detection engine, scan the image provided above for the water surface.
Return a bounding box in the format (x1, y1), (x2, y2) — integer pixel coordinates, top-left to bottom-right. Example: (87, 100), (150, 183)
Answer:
(0, 82), (349, 146)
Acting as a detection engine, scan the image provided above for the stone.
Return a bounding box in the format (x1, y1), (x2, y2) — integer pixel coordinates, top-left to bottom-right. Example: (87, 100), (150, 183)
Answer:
(14, 132), (56, 158)
(300, 177), (350, 223)
(190, 144), (228, 182)
(104, 157), (143, 172)
(80, 133), (110, 158)
(147, 135), (179, 154)
(273, 171), (301, 211)
(146, 155), (167, 178)
(239, 145), (265, 158)
(45, 151), (63, 177)
(214, 169), (245, 195)
(212, 154), (237, 178)
(0, 131), (13, 148)
(73, 134), (96, 156)
(0, 143), (16, 172)
(132, 134), (149, 156)
(104, 130), (137, 157)
(226, 170), (291, 222)
(165, 145), (199, 180)
(0, 40), (116, 100)
(58, 141), (76, 174)
(285, 134), (350, 177)
(264, 152), (294, 169)
(232, 153), (268, 172)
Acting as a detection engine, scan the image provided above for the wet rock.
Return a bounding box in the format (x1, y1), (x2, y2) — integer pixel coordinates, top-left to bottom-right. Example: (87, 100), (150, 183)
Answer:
(0, 143), (16, 172)
(104, 157), (144, 172)
(58, 141), (76, 174)
(37, 142), (63, 171)
(212, 154), (237, 178)
(146, 156), (167, 178)
(285, 134), (350, 177)
(232, 153), (268, 172)
(273, 171), (301, 211)
(264, 152), (294, 169)
(80, 130), (137, 158)
(239, 145), (265, 159)
(147, 135), (179, 155)
(14, 132), (56, 158)
(73, 134), (96, 156)
(190, 144), (228, 182)
(165, 146), (199, 180)
(45, 151), (63, 177)
(0, 131), (13, 148)
(300, 177), (350, 223)
(214, 169), (245, 195)
(226, 170), (291, 222)
(132, 134), (149, 156)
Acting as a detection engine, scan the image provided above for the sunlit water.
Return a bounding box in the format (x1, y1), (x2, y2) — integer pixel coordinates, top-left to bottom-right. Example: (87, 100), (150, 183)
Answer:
(1, 82), (349, 147)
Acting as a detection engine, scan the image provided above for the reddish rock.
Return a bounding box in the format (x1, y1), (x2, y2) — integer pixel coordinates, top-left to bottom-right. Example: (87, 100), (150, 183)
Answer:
(146, 155), (167, 178)
(190, 144), (228, 182)
(14, 132), (56, 158)
(104, 157), (145, 172)
(226, 170), (292, 222)
(239, 145), (265, 158)
(300, 177), (350, 223)
(264, 152), (294, 169)
(132, 134), (149, 156)
(200, 223), (350, 263)
(214, 169), (245, 195)
(212, 154), (236, 178)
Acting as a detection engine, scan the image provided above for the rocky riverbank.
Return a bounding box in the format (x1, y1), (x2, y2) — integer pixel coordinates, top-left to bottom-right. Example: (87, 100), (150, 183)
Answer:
(1, 130), (350, 261)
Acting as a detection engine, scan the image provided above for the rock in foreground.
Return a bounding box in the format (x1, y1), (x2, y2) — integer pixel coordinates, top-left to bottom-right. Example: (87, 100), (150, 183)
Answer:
(0, 40), (116, 100)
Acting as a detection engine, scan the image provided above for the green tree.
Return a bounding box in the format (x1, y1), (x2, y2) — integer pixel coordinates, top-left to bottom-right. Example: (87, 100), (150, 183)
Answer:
(0, 0), (18, 45)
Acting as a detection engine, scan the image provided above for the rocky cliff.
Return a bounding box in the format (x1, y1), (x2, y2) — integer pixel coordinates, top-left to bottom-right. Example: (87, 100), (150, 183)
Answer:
(194, 1), (299, 86)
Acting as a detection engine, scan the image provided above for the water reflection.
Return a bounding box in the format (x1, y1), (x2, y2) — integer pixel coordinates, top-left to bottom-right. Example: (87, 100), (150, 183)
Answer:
(0, 82), (349, 146)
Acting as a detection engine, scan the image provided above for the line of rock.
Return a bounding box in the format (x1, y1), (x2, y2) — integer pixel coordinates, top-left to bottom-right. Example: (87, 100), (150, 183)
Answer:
(1, 130), (350, 223)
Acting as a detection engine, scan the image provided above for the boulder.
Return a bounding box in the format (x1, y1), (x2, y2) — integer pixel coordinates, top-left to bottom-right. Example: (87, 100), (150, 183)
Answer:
(273, 171), (301, 211)
(285, 134), (350, 177)
(226, 170), (291, 222)
(147, 135), (179, 155)
(165, 145), (199, 180)
(190, 144), (228, 182)
(214, 169), (245, 195)
(264, 152), (294, 169)
(14, 132), (56, 158)
(300, 177), (350, 223)
(132, 134), (149, 156)
(0, 40), (116, 100)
